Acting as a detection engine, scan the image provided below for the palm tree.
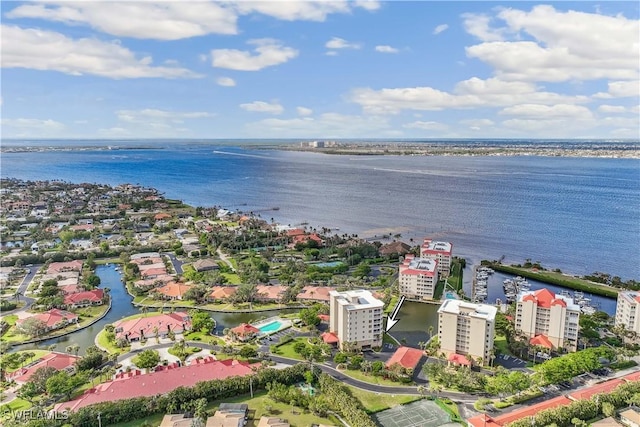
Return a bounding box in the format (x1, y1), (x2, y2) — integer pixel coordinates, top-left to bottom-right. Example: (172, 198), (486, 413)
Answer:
(428, 325), (434, 340)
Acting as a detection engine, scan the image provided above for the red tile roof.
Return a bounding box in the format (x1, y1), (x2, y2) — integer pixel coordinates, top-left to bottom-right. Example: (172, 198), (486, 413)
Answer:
(522, 288), (566, 308)
(623, 371), (640, 382)
(447, 353), (471, 366)
(155, 282), (192, 299)
(114, 312), (191, 340)
(256, 285), (286, 301)
(9, 352), (80, 384)
(209, 286), (237, 300)
(467, 414), (502, 427)
(286, 228), (306, 237)
(296, 286), (332, 302)
(385, 346), (423, 370)
(321, 332), (339, 344)
(318, 314), (330, 322)
(530, 334), (554, 349)
(568, 379), (624, 401)
(18, 308), (78, 329)
(231, 323), (260, 336)
(493, 396), (572, 425)
(64, 289), (104, 305)
(154, 213), (171, 220)
(48, 260), (84, 274)
(53, 359), (255, 412)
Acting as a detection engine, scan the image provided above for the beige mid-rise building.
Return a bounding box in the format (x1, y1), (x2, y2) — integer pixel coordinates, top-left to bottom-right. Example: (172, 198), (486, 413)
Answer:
(399, 254), (439, 300)
(329, 289), (383, 351)
(515, 288), (580, 351)
(437, 299), (496, 365)
(420, 239), (452, 277)
(615, 291), (640, 335)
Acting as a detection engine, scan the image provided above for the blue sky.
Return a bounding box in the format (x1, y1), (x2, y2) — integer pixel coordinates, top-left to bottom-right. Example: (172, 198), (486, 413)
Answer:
(1, 1), (639, 139)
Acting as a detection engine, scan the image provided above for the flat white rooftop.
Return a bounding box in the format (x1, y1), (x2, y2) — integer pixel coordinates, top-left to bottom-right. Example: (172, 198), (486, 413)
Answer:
(421, 239), (452, 253)
(438, 299), (497, 320)
(404, 257), (437, 272)
(330, 289), (383, 310)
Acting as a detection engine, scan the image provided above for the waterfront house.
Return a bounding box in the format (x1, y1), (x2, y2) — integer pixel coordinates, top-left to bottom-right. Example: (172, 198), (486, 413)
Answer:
(63, 289), (105, 308)
(256, 284), (286, 302)
(17, 308), (79, 333)
(296, 286), (332, 303)
(8, 352), (80, 385)
(113, 312), (191, 341)
(385, 346), (424, 372)
(208, 286), (237, 302)
(379, 241), (411, 257)
(153, 282), (193, 300)
(47, 260), (84, 275)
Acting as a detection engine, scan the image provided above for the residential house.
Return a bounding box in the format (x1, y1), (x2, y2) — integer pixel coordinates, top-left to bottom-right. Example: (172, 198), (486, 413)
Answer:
(385, 346), (424, 373)
(17, 308), (79, 333)
(192, 259), (220, 272)
(208, 286), (237, 302)
(113, 312), (192, 341)
(64, 289), (105, 308)
(230, 323), (260, 342)
(8, 352), (80, 385)
(154, 282), (193, 300)
(47, 260), (84, 275)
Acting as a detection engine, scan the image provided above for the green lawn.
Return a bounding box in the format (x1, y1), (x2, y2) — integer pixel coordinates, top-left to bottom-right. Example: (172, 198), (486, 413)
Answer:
(108, 391), (338, 427)
(2, 314), (18, 327)
(383, 333), (400, 345)
(347, 386), (422, 413)
(270, 338), (307, 360)
(341, 368), (413, 387)
(2, 349), (50, 373)
(494, 334), (513, 356)
(0, 398), (33, 422)
(384, 295), (398, 314)
(222, 272), (241, 284)
(96, 329), (128, 355)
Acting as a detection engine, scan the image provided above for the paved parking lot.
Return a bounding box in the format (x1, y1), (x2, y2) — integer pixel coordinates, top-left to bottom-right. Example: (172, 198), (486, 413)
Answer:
(495, 353), (528, 370)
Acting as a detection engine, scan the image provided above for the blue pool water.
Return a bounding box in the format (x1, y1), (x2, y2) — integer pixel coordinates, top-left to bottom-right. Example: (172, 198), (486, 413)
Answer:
(313, 261), (345, 268)
(258, 321), (283, 333)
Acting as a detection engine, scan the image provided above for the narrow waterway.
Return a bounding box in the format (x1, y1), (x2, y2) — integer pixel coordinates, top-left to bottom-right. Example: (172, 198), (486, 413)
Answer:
(12, 265), (300, 354)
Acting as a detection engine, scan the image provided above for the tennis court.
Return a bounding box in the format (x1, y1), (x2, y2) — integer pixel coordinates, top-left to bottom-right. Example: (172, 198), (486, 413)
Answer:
(373, 400), (451, 427)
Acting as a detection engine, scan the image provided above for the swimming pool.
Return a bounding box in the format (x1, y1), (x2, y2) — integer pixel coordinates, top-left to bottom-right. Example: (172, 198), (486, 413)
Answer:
(313, 261), (344, 268)
(258, 321), (283, 333)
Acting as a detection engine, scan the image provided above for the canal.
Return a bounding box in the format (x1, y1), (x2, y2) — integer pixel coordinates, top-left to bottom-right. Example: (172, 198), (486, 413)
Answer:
(11, 265), (301, 354)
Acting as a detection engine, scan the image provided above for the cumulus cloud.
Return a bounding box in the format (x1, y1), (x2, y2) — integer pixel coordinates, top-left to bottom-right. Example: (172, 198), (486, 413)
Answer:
(5, 1), (379, 40)
(460, 119), (495, 129)
(463, 6), (640, 82)
(433, 24), (449, 35)
(348, 77), (588, 114)
(375, 45), (399, 53)
(116, 109), (215, 123)
(594, 80), (640, 99)
(296, 106), (313, 116)
(240, 101), (284, 115)
(244, 112), (390, 138)
(403, 121), (448, 131)
(212, 38), (298, 71)
(326, 37), (362, 50)
(498, 104), (594, 120)
(1, 117), (65, 131)
(1, 25), (199, 79)
(597, 105), (627, 114)
(216, 76), (236, 87)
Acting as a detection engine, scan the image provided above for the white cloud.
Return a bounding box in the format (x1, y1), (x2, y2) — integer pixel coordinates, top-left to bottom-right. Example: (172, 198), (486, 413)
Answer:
(5, 1), (380, 40)
(460, 119), (495, 128)
(597, 105), (627, 114)
(116, 109), (215, 122)
(1, 118), (65, 131)
(212, 38), (298, 71)
(403, 121), (448, 131)
(245, 112), (390, 138)
(375, 45), (399, 54)
(296, 106), (313, 116)
(199, 54), (209, 63)
(433, 24), (449, 35)
(464, 6), (640, 82)
(1, 25), (199, 79)
(240, 101), (284, 115)
(349, 77), (588, 114)
(594, 80), (640, 99)
(216, 77), (236, 87)
(6, 2), (238, 40)
(325, 51), (339, 56)
(499, 104), (594, 120)
(325, 37), (361, 50)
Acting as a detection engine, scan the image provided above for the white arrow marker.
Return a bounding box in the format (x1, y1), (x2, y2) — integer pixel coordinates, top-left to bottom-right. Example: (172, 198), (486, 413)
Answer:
(385, 295), (406, 333)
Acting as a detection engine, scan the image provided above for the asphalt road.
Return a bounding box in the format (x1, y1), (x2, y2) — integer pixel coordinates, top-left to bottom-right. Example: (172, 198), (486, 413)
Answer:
(0, 264), (40, 317)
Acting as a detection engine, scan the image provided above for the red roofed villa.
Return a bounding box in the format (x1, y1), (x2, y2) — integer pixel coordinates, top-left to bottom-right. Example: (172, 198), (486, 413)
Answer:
(17, 308), (79, 332)
(53, 358), (255, 412)
(64, 289), (105, 308)
(230, 323), (260, 342)
(113, 312), (191, 342)
(448, 353), (471, 367)
(529, 334), (554, 349)
(321, 331), (339, 346)
(8, 352), (80, 384)
(153, 282), (193, 300)
(385, 346), (424, 371)
(296, 286), (332, 302)
(47, 260), (84, 274)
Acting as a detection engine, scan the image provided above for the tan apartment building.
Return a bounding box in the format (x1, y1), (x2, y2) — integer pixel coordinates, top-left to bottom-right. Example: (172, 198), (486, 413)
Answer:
(329, 289), (383, 351)
(615, 291), (640, 335)
(399, 254), (439, 300)
(420, 239), (452, 278)
(437, 299), (496, 365)
(515, 288), (580, 352)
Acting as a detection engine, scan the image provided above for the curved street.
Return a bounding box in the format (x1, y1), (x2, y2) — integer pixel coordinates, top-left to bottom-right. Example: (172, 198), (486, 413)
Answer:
(0, 264), (40, 318)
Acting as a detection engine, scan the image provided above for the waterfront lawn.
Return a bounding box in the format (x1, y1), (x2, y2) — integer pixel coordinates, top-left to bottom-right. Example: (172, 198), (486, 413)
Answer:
(449, 261), (464, 292)
(347, 386), (422, 413)
(96, 329), (129, 355)
(340, 368), (413, 387)
(383, 333), (400, 346)
(384, 295), (399, 314)
(433, 280), (446, 300)
(2, 349), (50, 373)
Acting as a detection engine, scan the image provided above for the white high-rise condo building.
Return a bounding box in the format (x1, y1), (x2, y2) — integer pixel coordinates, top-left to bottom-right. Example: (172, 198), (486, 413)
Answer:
(515, 288), (580, 352)
(438, 299), (496, 365)
(329, 289), (383, 351)
(420, 239), (452, 277)
(399, 254), (439, 300)
(615, 291), (640, 335)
